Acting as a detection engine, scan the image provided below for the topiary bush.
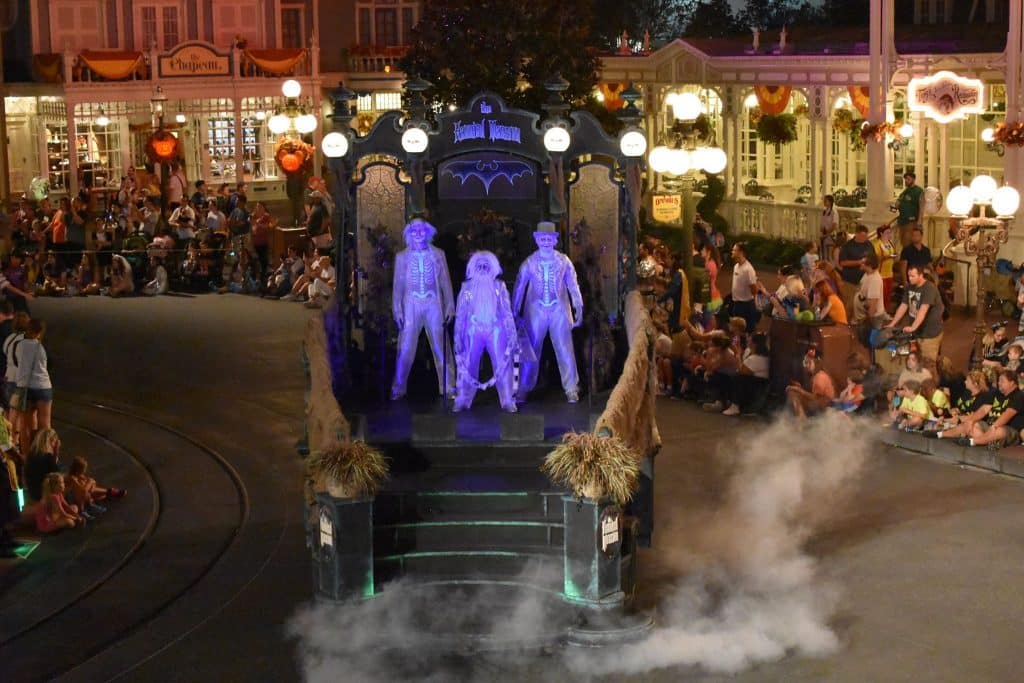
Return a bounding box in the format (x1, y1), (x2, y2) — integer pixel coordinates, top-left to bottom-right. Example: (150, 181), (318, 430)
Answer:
(696, 172), (730, 236)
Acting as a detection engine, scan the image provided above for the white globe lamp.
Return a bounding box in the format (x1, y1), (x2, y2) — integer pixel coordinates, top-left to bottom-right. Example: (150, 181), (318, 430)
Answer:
(671, 92), (702, 121)
(946, 185), (974, 216)
(619, 130), (647, 157)
(898, 123), (913, 138)
(295, 113), (318, 134)
(702, 147), (728, 174)
(282, 79), (302, 99)
(981, 127), (996, 143)
(666, 149), (691, 176)
(648, 145), (672, 173)
(970, 174), (998, 203)
(992, 186), (1021, 217)
(268, 113), (290, 135)
(543, 126), (571, 153)
(401, 127), (429, 154)
(743, 93), (759, 109)
(321, 131), (349, 158)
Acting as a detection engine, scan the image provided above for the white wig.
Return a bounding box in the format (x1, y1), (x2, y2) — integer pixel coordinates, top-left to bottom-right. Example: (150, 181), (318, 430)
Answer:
(402, 218), (437, 245)
(465, 250), (502, 280)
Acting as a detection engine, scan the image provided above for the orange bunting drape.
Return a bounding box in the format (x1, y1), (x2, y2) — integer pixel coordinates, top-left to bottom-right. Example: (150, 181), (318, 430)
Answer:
(33, 54), (64, 83)
(599, 82), (625, 111)
(77, 50), (145, 80)
(754, 85), (792, 115)
(243, 48), (306, 75)
(848, 86), (871, 118)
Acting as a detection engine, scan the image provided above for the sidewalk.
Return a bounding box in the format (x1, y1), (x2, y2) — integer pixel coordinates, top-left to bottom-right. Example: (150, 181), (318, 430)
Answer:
(886, 428), (1024, 479)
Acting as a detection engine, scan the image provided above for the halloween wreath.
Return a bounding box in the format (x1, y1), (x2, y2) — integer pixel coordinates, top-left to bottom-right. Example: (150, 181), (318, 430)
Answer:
(994, 121), (1024, 147)
(274, 137), (315, 176)
(145, 130), (180, 165)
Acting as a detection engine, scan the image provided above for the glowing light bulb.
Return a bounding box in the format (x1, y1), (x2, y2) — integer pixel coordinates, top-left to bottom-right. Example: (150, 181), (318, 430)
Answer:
(993, 186), (1020, 217)
(945, 185), (973, 216)
(970, 174), (997, 203)
(981, 127), (995, 143)
(282, 79), (302, 98)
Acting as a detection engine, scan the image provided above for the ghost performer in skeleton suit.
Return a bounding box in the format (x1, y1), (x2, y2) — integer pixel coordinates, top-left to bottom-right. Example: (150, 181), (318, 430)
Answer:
(391, 218), (456, 400)
(453, 251), (519, 413)
(513, 221), (584, 403)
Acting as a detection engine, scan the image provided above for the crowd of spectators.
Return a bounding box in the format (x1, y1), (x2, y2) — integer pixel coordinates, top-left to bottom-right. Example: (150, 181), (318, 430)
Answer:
(644, 205), (1024, 454)
(0, 177), (336, 309)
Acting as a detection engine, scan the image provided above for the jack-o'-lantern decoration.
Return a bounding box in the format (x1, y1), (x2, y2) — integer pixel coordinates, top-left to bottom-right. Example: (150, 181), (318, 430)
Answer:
(274, 136), (314, 177)
(145, 130), (180, 165)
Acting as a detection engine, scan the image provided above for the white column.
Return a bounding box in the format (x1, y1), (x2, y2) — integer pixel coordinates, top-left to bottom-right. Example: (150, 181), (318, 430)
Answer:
(913, 112), (925, 183)
(732, 114), (743, 200)
(809, 118), (819, 205)
(926, 119), (939, 190)
(861, 0), (895, 226)
(67, 104), (79, 197)
(234, 98), (244, 186)
(939, 124), (949, 196)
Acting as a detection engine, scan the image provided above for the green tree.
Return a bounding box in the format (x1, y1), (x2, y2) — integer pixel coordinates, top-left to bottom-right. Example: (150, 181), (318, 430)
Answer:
(684, 0), (743, 38)
(592, 0), (695, 49)
(399, 0), (601, 113)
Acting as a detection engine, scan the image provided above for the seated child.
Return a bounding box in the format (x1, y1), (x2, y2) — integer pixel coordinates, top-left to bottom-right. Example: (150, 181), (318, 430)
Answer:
(834, 368), (865, 413)
(36, 472), (82, 532)
(888, 379), (933, 430)
(66, 455), (125, 513)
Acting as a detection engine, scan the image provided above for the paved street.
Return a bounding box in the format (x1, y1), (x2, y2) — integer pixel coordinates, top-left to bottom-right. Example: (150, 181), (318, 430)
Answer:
(2, 295), (1024, 681)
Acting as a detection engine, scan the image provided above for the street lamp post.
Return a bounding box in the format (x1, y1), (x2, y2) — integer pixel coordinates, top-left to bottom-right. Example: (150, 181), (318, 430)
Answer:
(269, 79), (318, 225)
(618, 84), (644, 293)
(541, 74), (571, 226)
(151, 86), (169, 217)
(401, 76), (432, 216)
(321, 82), (355, 391)
(945, 175), (1021, 366)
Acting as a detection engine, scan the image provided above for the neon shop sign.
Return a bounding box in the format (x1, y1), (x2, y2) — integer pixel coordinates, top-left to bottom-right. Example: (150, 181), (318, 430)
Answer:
(453, 119), (522, 144)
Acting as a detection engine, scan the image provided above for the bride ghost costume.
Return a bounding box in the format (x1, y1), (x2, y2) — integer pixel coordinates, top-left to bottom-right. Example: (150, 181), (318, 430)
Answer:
(512, 221), (584, 403)
(391, 218), (456, 400)
(453, 251), (519, 413)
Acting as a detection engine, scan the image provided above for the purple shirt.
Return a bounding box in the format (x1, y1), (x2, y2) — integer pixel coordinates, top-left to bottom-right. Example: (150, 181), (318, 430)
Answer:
(4, 265), (26, 291)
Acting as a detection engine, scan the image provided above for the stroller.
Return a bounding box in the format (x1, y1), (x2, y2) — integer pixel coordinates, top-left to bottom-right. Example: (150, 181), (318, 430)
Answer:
(983, 258), (1022, 318)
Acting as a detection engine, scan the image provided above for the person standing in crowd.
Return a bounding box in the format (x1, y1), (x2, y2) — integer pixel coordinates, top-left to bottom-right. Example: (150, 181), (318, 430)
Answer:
(853, 250), (886, 328)
(15, 319), (52, 457)
(190, 180), (207, 210)
(819, 194), (837, 261)
(227, 194), (252, 257)
(166, 162), (188, 213)
(729, 242), (759, 333)
(899, 226), (932, 286)
(700, 243), (723, 325)
(895, 172), (924, 247)
(169, 202), (196, 244)
(205, 198), (227, 234)
(871, 223), (897, 310)
(837, 224), (874, 315)
(228, 183), (247, 214)
(886, 264), (944, 362)
(251, 200), (276, 276)
(306, 191), (331, 252)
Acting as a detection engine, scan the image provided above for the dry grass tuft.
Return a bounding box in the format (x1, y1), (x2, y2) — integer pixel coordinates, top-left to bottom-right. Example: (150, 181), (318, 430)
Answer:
(541, 432), (640, 505)
(307, 440), (389, 497)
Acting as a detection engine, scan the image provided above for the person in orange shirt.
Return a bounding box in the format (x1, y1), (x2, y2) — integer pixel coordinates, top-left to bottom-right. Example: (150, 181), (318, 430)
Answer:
(786, 350), (836, 418)
(812, 279), (848, 325)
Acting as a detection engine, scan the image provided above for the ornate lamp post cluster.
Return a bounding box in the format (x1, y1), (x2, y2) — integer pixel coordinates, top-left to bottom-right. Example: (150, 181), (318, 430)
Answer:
(945, 174), (1021, 366)
(648, 91), (726, 177)
(268, 79), (318, 137)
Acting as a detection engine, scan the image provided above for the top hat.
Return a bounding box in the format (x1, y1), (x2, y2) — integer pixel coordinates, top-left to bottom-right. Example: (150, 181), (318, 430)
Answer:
(534, 221), (557, 234)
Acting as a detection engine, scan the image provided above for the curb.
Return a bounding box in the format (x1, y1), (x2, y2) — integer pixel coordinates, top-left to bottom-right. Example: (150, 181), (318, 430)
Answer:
(884, 430), (1024, 478)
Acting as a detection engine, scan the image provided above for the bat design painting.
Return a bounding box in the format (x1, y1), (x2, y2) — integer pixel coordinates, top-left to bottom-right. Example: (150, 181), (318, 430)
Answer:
(441, 159), (535, 196)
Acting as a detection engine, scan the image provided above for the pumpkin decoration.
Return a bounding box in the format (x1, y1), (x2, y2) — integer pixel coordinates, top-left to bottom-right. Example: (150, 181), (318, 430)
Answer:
(274, 137), (315, 177)
(145, 130), (180, 165)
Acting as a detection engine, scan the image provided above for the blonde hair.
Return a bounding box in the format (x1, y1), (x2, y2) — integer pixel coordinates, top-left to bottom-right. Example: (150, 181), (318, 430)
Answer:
(31, 428), (59, 456)
(42, 472), (63, 499)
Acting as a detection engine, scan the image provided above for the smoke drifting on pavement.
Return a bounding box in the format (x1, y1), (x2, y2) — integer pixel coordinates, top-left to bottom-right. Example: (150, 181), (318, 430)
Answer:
(289, 413), (875, 680)
(570, 412), (876, 676)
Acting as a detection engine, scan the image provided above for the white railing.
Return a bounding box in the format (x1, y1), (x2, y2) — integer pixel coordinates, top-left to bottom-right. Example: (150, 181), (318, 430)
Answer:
(723, 198), (864, 244)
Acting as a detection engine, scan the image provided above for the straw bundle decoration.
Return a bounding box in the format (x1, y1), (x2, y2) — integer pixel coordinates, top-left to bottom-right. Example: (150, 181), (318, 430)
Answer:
(307, 440), (388, 498)
(541, 431), (640, 505)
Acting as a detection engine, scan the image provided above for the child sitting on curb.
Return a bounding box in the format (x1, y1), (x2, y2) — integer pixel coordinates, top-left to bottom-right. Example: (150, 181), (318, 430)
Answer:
(889, 379), (933, 430)
(36, 472), (82, 532)
(66, 455), (125, 514)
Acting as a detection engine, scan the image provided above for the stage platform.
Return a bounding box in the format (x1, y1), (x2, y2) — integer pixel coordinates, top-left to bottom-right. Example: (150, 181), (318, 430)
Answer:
(347, 391), (609, 446)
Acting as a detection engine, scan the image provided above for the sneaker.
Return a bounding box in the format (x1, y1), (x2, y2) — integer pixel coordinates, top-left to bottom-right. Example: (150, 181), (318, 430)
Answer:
(954, 437), (972, 447)
(722, 404), (740, 416)
(279, 293), (298, 302)
(702, 401), (724, 412)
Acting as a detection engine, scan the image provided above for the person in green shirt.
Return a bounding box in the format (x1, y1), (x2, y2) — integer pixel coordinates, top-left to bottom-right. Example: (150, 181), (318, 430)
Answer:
(896, 172), (924, 248)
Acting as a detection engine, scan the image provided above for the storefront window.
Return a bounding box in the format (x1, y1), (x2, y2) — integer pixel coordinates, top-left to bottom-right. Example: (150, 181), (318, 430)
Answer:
(891, 92), (916, 190)
(948, 84), (1005, 188)
(741, 89), (809, 197)
(73, 101), (131, 192)
(242, 96), (292, 181)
